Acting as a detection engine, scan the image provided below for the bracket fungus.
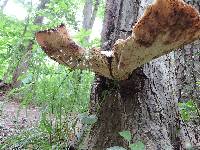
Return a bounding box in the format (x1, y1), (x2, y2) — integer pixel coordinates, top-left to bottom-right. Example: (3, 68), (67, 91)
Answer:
(36, 0), (200, 80)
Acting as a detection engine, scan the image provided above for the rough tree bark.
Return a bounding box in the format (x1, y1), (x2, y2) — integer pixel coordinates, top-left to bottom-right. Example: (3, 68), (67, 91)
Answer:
(87, 0), (200, 149)
(36, 0), (200, 149)
(172, 0), (200, 145)
(174, 0), (200, 107)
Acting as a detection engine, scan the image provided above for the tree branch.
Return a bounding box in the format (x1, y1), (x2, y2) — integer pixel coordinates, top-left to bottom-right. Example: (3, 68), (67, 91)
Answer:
(36, 0), (200, 80)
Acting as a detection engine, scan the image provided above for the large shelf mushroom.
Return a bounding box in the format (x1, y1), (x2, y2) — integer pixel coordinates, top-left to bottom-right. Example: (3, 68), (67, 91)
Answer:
(36, 0), (200, 80)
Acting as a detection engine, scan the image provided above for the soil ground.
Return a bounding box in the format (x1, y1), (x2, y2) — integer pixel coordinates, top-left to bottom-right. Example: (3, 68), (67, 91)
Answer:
(0, 92), (40, 143)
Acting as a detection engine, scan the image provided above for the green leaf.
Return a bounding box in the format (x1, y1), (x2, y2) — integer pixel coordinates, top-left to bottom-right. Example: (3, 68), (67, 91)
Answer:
(106, 146), (127, 150)
(80, 114), (97, 125)
(129, 141), (145, 150)
(39, 114), (53, 134)
(22, 74), (33, 84)
(119, 130), (132, 142)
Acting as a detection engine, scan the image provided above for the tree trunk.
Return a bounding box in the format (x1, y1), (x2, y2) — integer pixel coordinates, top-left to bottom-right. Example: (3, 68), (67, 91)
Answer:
(174, 1), (200, 106)
(0, 0), (8, 11)
(34, 0), (200, 148)
(11, 0), (49, 88)
(82, 0), (100, 41)
(86, 0), (199, 149)
(172, 0), (200, 146)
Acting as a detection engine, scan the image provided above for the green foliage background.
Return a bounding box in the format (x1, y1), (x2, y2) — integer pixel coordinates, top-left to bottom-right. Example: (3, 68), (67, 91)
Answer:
(0, 0), (106, 148)
(0, 0), (199, 149)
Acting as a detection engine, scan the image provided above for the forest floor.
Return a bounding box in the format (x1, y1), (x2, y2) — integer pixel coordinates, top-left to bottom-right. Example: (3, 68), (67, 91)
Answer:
(0, 91), (40, 142)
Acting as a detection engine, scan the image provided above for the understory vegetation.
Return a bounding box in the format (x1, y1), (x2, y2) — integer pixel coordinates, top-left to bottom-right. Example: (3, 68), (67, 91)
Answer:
(0, 0), (99, 148)
(0, 0), (199, 149)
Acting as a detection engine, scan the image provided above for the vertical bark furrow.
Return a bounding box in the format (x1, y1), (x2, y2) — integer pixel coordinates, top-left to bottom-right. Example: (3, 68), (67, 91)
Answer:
(87, 0), (200, 149)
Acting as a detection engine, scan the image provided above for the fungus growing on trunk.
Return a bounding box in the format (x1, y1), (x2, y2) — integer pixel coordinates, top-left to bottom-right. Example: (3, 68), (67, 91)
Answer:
(36, 0), (200, 80)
